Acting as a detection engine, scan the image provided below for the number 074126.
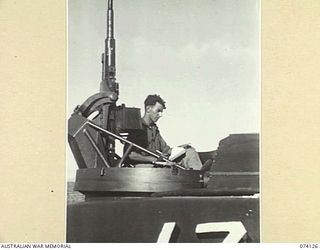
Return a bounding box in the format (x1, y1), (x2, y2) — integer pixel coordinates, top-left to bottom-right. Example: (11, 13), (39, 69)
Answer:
(300, 244), (319, 249)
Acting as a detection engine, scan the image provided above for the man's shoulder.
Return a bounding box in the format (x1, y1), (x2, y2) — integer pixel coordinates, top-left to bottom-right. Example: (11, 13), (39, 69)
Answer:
(141, 118), (160, 130)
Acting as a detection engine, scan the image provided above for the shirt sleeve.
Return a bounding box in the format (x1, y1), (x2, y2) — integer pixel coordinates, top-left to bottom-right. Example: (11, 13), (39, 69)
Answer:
(158, 133), (171, 154)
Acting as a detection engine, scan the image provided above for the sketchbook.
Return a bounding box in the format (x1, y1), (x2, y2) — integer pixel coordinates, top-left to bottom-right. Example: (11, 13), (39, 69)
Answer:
(169, 146), (188, 161)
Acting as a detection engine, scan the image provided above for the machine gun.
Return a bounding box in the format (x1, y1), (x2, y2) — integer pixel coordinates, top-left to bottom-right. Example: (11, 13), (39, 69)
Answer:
(69, 0), (119, 169)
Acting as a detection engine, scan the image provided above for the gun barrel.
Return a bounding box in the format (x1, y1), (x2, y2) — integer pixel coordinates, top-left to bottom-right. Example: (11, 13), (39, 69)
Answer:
(108, 0), (113, 10)
(101, 0), (118, 94)
(107, 0), (114, 39)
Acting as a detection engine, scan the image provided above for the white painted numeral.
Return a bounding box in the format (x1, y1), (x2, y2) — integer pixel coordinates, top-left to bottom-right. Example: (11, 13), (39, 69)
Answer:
(196, 221), (247, 243)
(157, 221), (247, 243)
(157, 222), (176, 243)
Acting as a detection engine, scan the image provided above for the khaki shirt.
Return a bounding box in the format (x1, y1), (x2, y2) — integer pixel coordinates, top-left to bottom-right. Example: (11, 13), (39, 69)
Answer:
(142, 120), (171, 154)
(126, 119), (171, 155)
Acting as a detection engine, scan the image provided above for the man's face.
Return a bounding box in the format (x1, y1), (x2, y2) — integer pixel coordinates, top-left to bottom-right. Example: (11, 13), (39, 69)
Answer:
(146, 102), (164, 123)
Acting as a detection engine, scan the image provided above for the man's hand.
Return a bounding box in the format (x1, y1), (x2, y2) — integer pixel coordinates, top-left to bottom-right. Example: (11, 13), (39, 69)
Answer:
(178, 143), (192, 149)
(156, 150), (170, 159)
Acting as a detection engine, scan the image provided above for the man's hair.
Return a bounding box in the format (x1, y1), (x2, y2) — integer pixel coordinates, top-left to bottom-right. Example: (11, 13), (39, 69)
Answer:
(144, 94), (166, 109)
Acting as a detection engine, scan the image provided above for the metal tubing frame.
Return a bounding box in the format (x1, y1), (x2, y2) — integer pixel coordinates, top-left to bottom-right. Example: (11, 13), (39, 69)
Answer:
(117, 144), (133, 168)
(87, 121), (186, 170)
(83, 129), (112, 169)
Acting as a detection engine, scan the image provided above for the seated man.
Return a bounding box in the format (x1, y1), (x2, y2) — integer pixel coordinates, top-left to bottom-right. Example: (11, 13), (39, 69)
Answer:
(126, 94), (211, 171)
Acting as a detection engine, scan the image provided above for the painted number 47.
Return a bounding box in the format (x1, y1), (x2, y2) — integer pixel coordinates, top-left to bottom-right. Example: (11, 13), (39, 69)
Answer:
(157, 221), (247, 243)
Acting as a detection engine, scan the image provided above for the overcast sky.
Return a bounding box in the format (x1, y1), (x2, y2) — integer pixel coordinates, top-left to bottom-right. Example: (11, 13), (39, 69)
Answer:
(68, 0), (260, 180)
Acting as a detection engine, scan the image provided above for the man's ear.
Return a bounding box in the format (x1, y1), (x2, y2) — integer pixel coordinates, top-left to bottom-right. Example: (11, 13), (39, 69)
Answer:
(146, 105), (152, 112)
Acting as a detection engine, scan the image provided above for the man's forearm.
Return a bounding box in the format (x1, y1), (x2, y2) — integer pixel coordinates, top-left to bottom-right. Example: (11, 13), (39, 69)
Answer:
(128, 151), (158, 164)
